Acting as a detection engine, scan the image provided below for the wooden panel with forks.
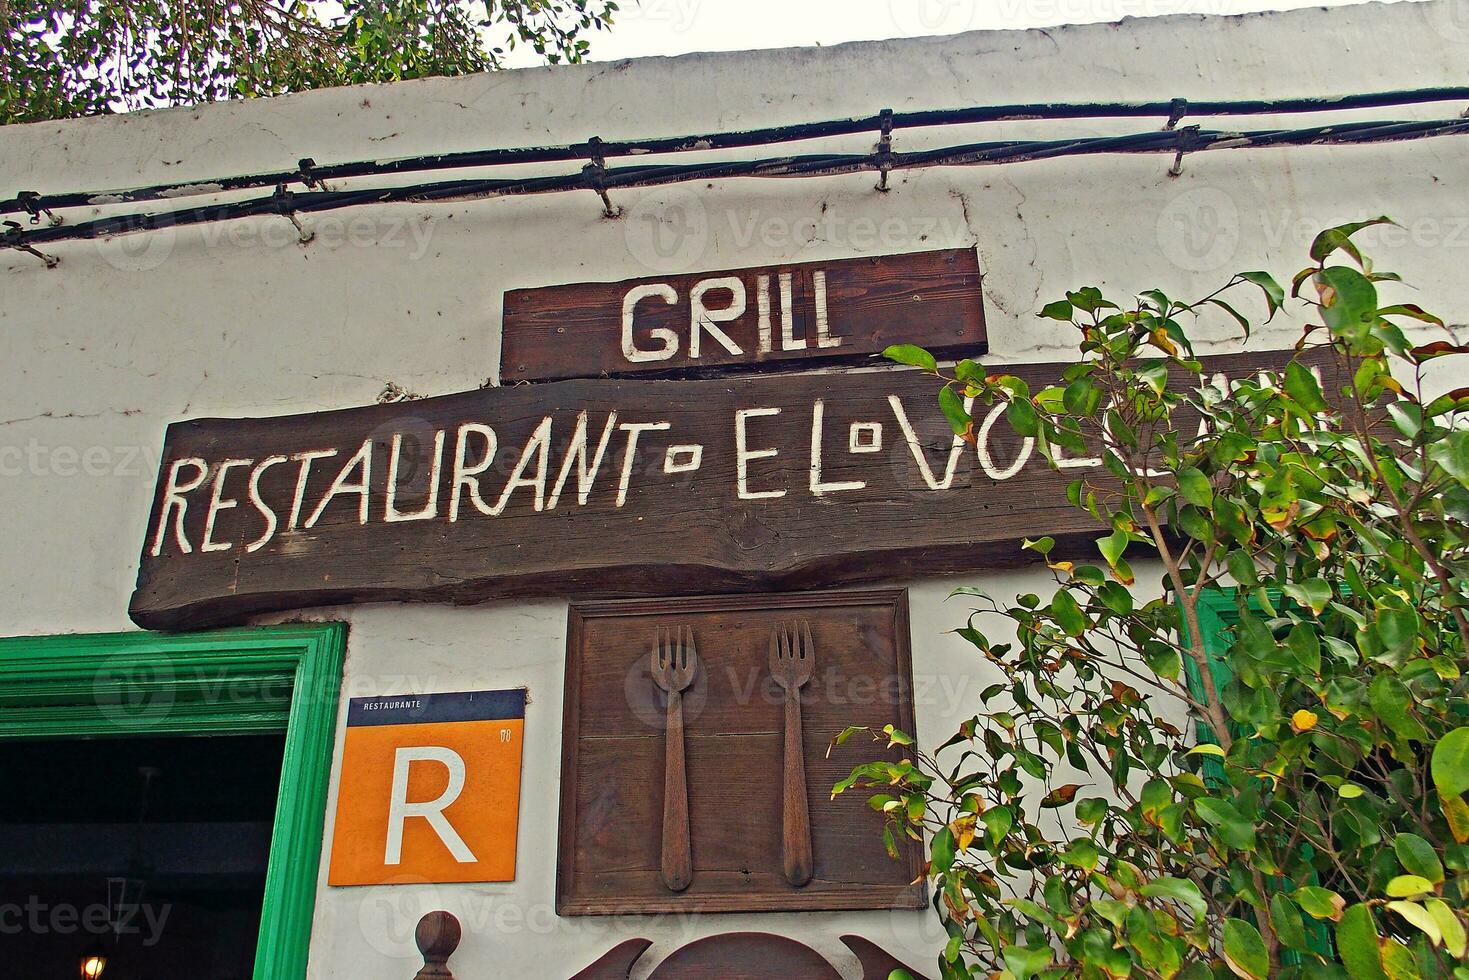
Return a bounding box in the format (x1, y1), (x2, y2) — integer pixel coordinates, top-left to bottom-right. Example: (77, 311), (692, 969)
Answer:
(557, 589), (923, 915)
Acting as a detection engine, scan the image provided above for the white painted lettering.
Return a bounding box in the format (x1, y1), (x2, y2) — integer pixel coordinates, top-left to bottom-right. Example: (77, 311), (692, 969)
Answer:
(621, 283), (679, 363)
(245, 455), (288, 553)
(736, 407), (786, 500)
(385, 430), (446, 523)
(689, 277), (746, 358)
(201, 458), (253, 552)
(149, 457), (209, 556)
(304, 440), (373, 528)
(809, 400), (865, 496)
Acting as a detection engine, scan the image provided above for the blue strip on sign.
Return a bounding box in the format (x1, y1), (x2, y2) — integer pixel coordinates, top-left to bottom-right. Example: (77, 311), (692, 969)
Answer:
(346, 688), (527, 727)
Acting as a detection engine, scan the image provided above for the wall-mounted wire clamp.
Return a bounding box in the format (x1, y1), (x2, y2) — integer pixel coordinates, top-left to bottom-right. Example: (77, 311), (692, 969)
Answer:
(1164, 98), (1189, 131)
(16, 191), (61, 227)
(581, 137), (620, 217)
(298, 158), (324, 190)
(270, 183), (315, 244)
(2, 221), (60, 268)
(875, 108), (895, 192)
(1169, 124), (1201, 176)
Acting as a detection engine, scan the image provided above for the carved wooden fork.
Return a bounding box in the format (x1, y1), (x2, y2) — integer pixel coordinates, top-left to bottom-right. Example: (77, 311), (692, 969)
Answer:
(650, 626), (697, 892)
(770, 621), (816, 887)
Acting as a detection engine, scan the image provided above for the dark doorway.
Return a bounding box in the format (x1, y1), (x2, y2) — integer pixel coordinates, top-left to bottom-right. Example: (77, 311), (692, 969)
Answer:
(0, 734), (285, 979)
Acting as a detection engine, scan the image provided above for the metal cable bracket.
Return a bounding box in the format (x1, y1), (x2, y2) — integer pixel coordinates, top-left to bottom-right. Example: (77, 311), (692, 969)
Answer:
(1164, 98), (1189, 130)
(17, 191), (61, 227)
(1169, 124), (1201, 177)
(875, 108), (895, 192)
(297, 158), (324, 190)
(2, 220), (60, 267)
(582, 137), (620, 217)
(270, 183), (315, 244)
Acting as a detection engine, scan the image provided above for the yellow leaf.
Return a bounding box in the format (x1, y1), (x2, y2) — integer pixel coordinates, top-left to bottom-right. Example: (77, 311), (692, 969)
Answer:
(1443, 793), (1469, 844)
(1291, 709), (1319, 733)
(951, 813), (978, 852)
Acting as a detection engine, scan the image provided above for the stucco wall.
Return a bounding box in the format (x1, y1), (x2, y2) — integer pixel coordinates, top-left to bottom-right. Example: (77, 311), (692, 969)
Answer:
(2, 2), (1468, 976)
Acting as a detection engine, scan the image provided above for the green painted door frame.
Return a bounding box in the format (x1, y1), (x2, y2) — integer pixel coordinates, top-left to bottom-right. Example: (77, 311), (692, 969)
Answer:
(0, 622), (346, 980)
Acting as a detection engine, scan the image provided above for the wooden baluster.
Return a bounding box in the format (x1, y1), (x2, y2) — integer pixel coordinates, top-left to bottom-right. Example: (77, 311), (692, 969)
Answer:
(413, 910), (461, 979)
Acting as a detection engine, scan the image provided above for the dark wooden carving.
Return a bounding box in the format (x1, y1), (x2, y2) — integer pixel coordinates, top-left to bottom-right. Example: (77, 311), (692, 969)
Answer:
(413, 911), (461, 979)
(645, 933), (842, 979)
(651, 626), (696, 891)
(568, 939), (654, 980)
(500, 248), (986, 382)
(567, 933), (934, 980)
(557, 589), (924, 915)
(770, 622), (815, 887)
(130, 349), (1335, 630)
(840, 935), (934, 980)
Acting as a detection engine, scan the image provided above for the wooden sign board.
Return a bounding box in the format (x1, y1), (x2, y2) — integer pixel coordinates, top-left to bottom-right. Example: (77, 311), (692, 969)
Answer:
(327, 689), (526, 886)
(130, 348), (1334, 630)
(558, 590), (923, 915)
(500, 248), (985, 382)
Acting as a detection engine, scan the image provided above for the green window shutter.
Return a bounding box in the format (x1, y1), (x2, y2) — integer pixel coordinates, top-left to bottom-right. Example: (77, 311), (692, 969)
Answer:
(0, 623), (346, 980)
(1175, 589), (1333, 965)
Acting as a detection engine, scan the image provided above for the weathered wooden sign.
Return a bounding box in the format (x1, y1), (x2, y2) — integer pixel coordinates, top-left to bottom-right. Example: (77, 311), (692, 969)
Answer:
(500, 248), (985, 382)
(558, 590), (923, 915)
(130, 348), (1331, 630)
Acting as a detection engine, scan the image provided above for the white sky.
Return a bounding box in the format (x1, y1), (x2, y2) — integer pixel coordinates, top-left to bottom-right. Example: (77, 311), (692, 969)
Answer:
(537, 0), (1408, 64)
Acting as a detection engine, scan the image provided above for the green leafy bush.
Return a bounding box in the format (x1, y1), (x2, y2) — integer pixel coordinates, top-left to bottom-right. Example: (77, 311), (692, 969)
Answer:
(2, 0), (618, 124)
(837, 220), (1469, 979)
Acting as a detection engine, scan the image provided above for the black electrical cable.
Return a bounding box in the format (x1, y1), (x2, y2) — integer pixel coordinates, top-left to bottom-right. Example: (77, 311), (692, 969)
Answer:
(3, 86), (1466, 218)
(6, 115), (1467, 256)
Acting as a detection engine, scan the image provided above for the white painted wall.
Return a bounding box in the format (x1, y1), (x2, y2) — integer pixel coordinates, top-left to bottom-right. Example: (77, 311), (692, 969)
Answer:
(1, 2), (1467, 976)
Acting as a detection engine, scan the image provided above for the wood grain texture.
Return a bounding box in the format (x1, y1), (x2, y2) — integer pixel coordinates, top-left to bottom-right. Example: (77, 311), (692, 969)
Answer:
(130, 349), (1335, 630)
(413, 911), (460, 980)
(644, 933), (843, 979)
(557, 590), (925, 915)
(500, 248), (985, 382)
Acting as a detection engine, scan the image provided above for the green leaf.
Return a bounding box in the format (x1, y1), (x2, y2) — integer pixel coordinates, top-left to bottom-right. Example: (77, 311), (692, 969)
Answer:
(1272, 892), (1310, 951)
(1432, 728), (1469, 798)
(1050, 589), (1087, 637)
(1430, 431), (1469, 488)
(1187, 743), (1226, 758)
(982, 805), (1014, 848)
(1140, 876), (1207, 919)
(1007, 396), (1039, 436)
(1394, 834), (1444, 884)
(1370, 674), (1425, 742)
(1284, 578), (1331, 616)
(1096, 528), (1129, 570)
(1002, 944), (1053, 979)
(1222, 918), (1269, 980)
(1385, 875), (1435, 898)
(1284, 360), (1328, 413)
(939, 385), (970, 436)
(1311, 216), (1394, 263)
(1239, 270), (1285, 319)
(1315, 265), (1378, 337)
(883, 344), (937, 372)
(1176, 466), (1214, 507)
(1194, 798), (1256, 850)
(1295, 885), (1347, 921)
(1060, 838), (1099, 871)
(1038, 299), (1073, 321)
(931, 825), (957, 873)
(1337, 904), (1390, 980)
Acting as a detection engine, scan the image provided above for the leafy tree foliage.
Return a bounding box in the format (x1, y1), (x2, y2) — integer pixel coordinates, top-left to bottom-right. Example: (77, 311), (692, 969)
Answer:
(1, 0), (617, 124)
(838, 221), (1469, 979)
